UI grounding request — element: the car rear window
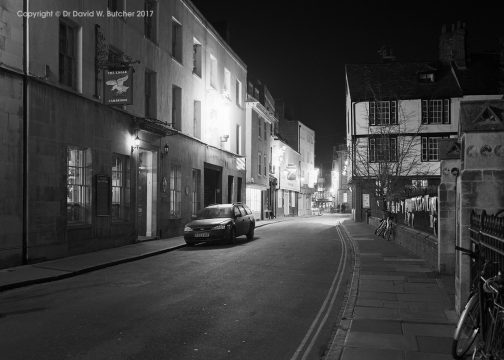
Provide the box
[198,207,233,219]
[243,205,252,215]
[237,205,247,216]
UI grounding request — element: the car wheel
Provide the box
[228,227,236,244]
[246,225,255,240]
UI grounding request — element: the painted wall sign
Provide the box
[104,68,133,105]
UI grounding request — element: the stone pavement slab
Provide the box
[345,331,418,351]
[341,347,404,360]
[325,220,457,360]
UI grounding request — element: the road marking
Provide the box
[290,222,349,360]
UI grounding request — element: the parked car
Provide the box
[184,203,255,246]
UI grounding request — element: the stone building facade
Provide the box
[0,0,248,267]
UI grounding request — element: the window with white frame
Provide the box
[192,38,202,77]
[170,165,182,217]
[210,54,217,89]
[258,152,262,175]
[369,101,397,125]
[422,99,450,124]
[172,19,182,63]
[368,136,397,162]
[264,155,267,175]
[236,79,242,106]
[224,68,231,98]
[258,117,262,139]
[67,147,91,224]
[112,153,130,221]
[421,136,448,161]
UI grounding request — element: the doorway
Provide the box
[137,149,158,240]
[204,164,222,206]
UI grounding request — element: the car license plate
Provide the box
[194,232,209,238]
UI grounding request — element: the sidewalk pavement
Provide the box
[326,220,457,360]
[0,217,286,292]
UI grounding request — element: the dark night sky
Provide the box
[190,0,504,168]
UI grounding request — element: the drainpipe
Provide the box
[22,0,29,264]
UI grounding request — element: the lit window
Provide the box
[67,147,91,224]
[170,165,182,217]
[422,99,450,124]
[112,154,131,221]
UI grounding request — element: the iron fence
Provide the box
[469,210,504,281]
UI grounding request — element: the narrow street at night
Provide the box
[0,215,354,360]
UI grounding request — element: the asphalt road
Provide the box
[0,214,353,360]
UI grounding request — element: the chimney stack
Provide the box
[439,21,467,68]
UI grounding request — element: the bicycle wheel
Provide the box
[452,293,480,359]
[375,222,385,236]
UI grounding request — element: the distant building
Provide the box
[245,78,278,219]
[331,145,351,213]
[345,21,502,222]
[277,101,317,216]
[0,0,248,267]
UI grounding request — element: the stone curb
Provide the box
[324,223,361,360]
[0,243,186,292]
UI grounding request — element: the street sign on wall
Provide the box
[362,194,370,208]
[104,68,133,105]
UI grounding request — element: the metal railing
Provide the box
[469,209,504,281]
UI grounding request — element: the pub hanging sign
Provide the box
[104,68,133,105]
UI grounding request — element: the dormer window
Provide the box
[418,72,435,82]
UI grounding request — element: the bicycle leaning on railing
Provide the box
[452,245,504,359]
[374,214,394,241]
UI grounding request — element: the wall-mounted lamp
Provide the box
[451,167,460,177]
[220,135,229,142]
[161,143,169,158]
[131,135,140,153]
